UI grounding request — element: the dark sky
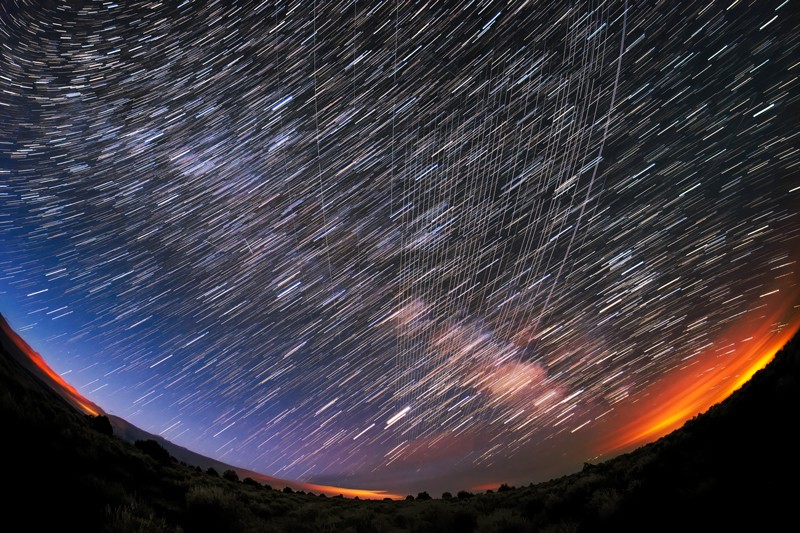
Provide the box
[1,0,798,495]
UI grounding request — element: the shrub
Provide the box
[451,508,479,533]
[478,509,526,533]
[134,440,172,465]
[342,508,379,533]
[87,415,114,436]
[588,487,622,520]
[222,469,240,482]
[104,500,175,533]
[184,485,248,533]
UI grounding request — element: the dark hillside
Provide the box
[2,315,797,532]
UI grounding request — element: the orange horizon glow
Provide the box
[300,482,404,500]
[3,283,798,500]
[471,482,502,492]
[599,308,800,455]
[0,316,102,417]
[0,315,406,499]
[246,472,404,499]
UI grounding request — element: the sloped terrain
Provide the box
[2,317,797,532]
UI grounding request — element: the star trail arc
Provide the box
[0,0,798,494]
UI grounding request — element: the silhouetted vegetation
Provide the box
[87,414,114,436]
[2,323,799,531]
[135,439,173,465]
[242,477,261,487]
[222,469,240,483]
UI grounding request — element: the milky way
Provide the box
[1,1,798,493]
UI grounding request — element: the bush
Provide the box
[134,440,172,465]
[417,491,432,501]
[441,492,453,500]
[342,508,379,533]
[588,487,621,520]
[87,415,114,436]
[184,485,249,533]
[451,508,479,533]
[222,469,240,482]
[478,509,527,533]
[104,500,175,533]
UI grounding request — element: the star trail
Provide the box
[1,1,798,494]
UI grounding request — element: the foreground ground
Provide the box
[2,326,797,532]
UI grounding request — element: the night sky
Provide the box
[1,1,798,495]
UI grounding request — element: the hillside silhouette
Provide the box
[1,314,797,532]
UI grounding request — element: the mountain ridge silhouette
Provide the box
[1,311,796,531]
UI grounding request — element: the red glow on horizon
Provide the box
[0,316,405,499]
[245,472,403,499]
[0,317,102,417]
[301,482,404,500]
[471,482,502,492]
[598,304,799,455]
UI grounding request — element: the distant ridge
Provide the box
[106,413,291,487]
[1,310,797,530]
[0,313,400,499]
[0,314,324,488]
[0,313,280,486]
[0,313,104,416]
[568,325,800,530]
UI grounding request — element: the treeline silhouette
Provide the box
[2,328,798,532]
